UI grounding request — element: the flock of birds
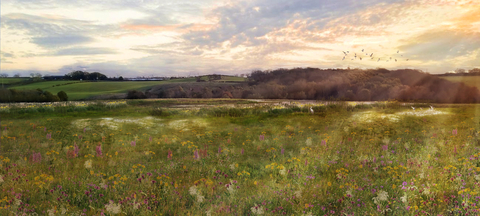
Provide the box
[342,49,409,62]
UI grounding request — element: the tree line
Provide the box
[0,89,68,103]
[144,68,480,103]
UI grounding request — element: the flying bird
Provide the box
[430,105,434,110]
[377,58,380,62]
[360,57,362,60]
[342,56,345,60]
[406,59,409,61]
[411,106,415,111]
[343,51,347,55]
[370,53,373,57]
[395,59,397,62]
[397,50,399,53]
[362,49,364,52]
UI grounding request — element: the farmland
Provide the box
[8,79,196,101]
[1,99,480,215]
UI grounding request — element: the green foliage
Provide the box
[57,91,68,101]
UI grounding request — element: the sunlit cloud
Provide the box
[1,0,479,76]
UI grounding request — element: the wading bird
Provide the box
[310,107,314,114]
[430,105,434,110]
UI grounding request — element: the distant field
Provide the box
[199,75,246,82]
[8,77,247,100]
[441,76,480,88]
[1,77,29,84]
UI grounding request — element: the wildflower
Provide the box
[294,190,302,198]
[74,143,79,157]
[130,141,136,147]
[372,190,389,204]
[306,137,312,146]
[167,150,173,160]
[84,160,92,169]
[241,149,244,154]
[194,150,199,160]
[104,200,121,214]
[321,140,326,146]
[259,134,265,141]
[452,129,458,135]
[96,145,102,157]
[251,204,265,215]
[189,186,198,196]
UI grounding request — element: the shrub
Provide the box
[127,90,147,99]
[57,91,68,101]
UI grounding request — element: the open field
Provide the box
[1,99,480,215]
[1,77,30,84]
[8,80,196,100]
[441,76,480,89]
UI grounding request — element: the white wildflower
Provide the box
[346,189,353,197]
[229,163,236,170]
[279,168,286,176]
[14,199,22,206]
[419,172,425,179]
[250,204,264,215]
[47,208,56,216]
[305,138,312,146]
[205,209,212,216]
[105,200,122,214]
[84,159,92,169]
[422,188,430,196]
[189,186,198,196]
[196,194,204,203]
[227,184,236,195]
[302,212,313,216]
[382,138,390,145]
[0,175,4,184]
[400,193,408,204]
[373,190,389,204]
[60,207,67,215]
[294,190,302,198]
[133,202,141,210]
[475,174,480,181]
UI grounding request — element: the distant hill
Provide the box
[148,68,480,103]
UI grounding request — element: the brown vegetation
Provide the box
[141,68,480,103]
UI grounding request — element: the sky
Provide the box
[1,0,479,77]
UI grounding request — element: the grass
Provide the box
[8,79,199,100]
[1,77,30,84]
[1,100,480,215]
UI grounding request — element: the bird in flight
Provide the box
[395,59,397,62]
[360,57,362,60]
[406,59,409,61]
[343,51,347,55]
[397,50,399,53]
[362,49,364,52]
[370,53,373,57]
[377,58,380,62]
[342,56,345,60]
[430,105,434,110]
[411,106,415,111]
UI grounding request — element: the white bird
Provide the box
[411,106,415,111]
[310,107,314,114]
[430,105,434,110]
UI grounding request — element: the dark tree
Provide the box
[57,91,68,101]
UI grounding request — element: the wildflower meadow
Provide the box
[1,99,480,215]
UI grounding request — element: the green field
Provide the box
[1,77,29,84]
[441,76,480,89]
[1,100,480,215]
[9,80,194,100]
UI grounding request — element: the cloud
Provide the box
[31,35,94,48]
[51,47,117,56]
[1,13,111,48]
[398,30,480,61]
